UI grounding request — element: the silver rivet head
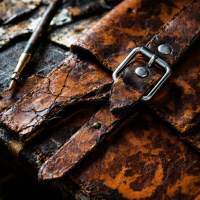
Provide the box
[158,44,172,55]
[92,122,101,129]
[135,67,149,78]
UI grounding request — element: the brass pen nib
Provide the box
[9,79,17,91]
[8,52,31,91]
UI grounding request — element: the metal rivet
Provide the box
[92,122,101,129]
[158,44,172,55]
[135,67,149,78]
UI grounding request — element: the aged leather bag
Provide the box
[1,0,200,199]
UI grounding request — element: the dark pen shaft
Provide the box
[9,0,62,90]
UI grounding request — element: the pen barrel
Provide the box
[68,1,102,20]
[24,0,62,55]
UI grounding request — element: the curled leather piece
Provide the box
[1,54,112,142]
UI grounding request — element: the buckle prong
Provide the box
[147,54,157,68]
[112,47,171,101]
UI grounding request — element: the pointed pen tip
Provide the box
[9,80,16,91]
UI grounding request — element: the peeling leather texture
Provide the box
[4,92,198,199]
[1,1,200,198]
[0,74,43,115]
[69,110,200,200]
[1,54,112,142]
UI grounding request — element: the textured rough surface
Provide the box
[1,54,112,142]
[31,101,103,160]
[71,0,199,112]
[0,74,43,115]
[185,123,200,152]
[2,0,194,140]
[0,37,88,199]
[1,0,200,199]
[49,13,106,48]
[70,111,200,200]
[39,103,133,181]
[71,0,190,72]
[110,0,200,111]
[0,2,105,50]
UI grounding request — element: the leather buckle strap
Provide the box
[112,47,171,101]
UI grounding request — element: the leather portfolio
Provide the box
[1,0,200,199]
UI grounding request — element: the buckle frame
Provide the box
[112,47,171,101]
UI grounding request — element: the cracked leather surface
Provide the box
[1,0,200,197]
[1,54,112,142]
[0,74,43,115]
[38,0,200,183]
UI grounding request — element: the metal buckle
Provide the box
[112,47,171,101]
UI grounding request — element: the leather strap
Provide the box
[1,54,112,142]
[1,0,188,141]
[39,0,200,181]
[110,0,200,111]
[39,103,136,181]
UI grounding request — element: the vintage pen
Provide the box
[9,0,62,90]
